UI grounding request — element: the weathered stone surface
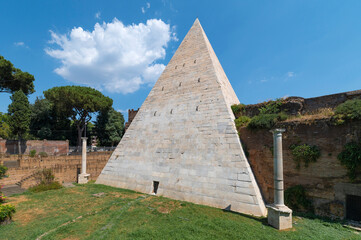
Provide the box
[239,119,361,219]
[267,205,293,230]
[78,173,90,184]
[96,19,267,216]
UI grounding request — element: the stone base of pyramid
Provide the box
[96,176,267,216]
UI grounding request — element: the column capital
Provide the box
[81,137,88,140]
[270,128,286,134]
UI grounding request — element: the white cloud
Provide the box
[14,41,29,48]
[287,71,295,77]
[45,18,175,94]
[142,2,150,13]
[14,42,24,46]
[95,12,101,19]
[260,78,268,83]
[117,109,129,114]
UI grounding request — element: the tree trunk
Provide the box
[18,138,21,155]
[77,125,82,150]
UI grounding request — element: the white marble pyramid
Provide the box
[97,19,266,216]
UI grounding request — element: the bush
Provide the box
[29,150,36,157]
[247,113,287,129]
[28,181,63,193]
[334,99,361,124]
[38,152,48,157]
[29,169,62,193]
[285,185,312,212]
[337,141,361,181]
[235,116,251,128]
[231,104,245,117]
[0,204,16,222]
[34,169,55,185]
[0,165,8,204]
[259,98,284,115]
[0,189,6,204]
[0,165,7,179]
[290,144,321,169]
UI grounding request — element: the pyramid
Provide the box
[96,19,267,216]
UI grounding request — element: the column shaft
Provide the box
[81,137,87,174]
[272,129,285,206]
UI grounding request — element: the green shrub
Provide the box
[231,104,245,117]
[247,113,287,129]
[0,204,16,222]
[285,185,312,212]
[290,144,321,169]
[259,98,284,115]
[29,169,62,193]
[334,99,361,124]
[248,114,278,129]
[38,151,48,157]
[0,165,8,204]
[0,165,7,179]
[0,189,5,204]
[337,141,361,181]
[29,150,36,157]
[28,181,63,193]
[34,169,55,185]
[235,116,251,128]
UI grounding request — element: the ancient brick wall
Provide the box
[241,89,361,117]
[303,89,361,114]
[0,152,111,188]
[0,139,69,155]
[238,119,361,219]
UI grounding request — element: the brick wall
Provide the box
[239,119,361,219]
[0,139,69,155]
[241,89,361,117]
[0,152,111,188]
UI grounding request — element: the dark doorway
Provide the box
[346,195,361,221]
[153,181,159,194]
[77,167,81,183]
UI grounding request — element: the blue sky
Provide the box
[1,1,361,120]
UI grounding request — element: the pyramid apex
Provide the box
[193,18,201,26]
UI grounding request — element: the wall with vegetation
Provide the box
[238,119,361,219]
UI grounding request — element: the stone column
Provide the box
[78,137,90,184]
[273,129,285,206]
[81,137,87,174]
[267,129,292,230]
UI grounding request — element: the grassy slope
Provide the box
[0,184,359,240]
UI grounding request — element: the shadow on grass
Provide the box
[293,211,348,225]
[222,206,269,226]
[222,207,348,229]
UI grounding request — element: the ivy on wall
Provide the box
[338,141,361,181]
[285,185,313,212]
[290,144,321,169]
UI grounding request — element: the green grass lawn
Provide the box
[0,183,359,240]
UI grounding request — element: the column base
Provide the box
[267,204,293,230]
[78,173,90,184]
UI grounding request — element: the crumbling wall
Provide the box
[238,119,361,218]
[0,152,111,188]
[241,89,361,117]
